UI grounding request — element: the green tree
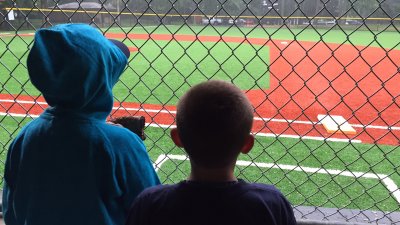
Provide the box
[198,0,220,16]
[222,0,243,16]
[172,0,196,15]
[128,0,149,13]
[381,0,400,18]
[353,0,379,18]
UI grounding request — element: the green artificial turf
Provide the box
[0,36,270,105]
[107,25,400,49]
[115,40,269,104]
[0,36,39,96]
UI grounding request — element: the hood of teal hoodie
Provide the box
[27,24,127,120]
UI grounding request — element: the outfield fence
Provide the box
[1,0,399,224]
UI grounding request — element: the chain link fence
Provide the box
[1,0,399,224]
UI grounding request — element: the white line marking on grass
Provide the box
[255,132,361,143]
[153,154,172,172]
[352,124,400,130]
[0,99,175,114]
[145,123,360,143]
[254,116,400,131]
[115,106,176,114]
[145,123,176,129]
[0,109,363,143]
[159,154,400,205]
[380,176,400,205]
[0,33,35,37]
[0,111,360,143]
[254,117,319,125]
[2,98,399,131]
[0,99,48,105]
[0,112,39,118]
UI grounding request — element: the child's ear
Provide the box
[170,128,184,148]
[240,134,254,154]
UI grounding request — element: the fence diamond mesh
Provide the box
[0,0,399,224]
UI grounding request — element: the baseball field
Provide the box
[0,25,399,212]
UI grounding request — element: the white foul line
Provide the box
[153,154,173,172]
[0,112,362,143]
[145,123,360,143]
[0,112,39,118]
[1,98,399,131]
[155,154,400,205]
[255,132,361,143]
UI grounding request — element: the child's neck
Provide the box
[188,165,237,182]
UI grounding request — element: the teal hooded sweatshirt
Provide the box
[2,24,160,225]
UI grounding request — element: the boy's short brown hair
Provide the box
[176,80,254,168]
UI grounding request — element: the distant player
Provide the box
[3,24,160,225]
[125,80,297,225]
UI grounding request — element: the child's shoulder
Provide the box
[139,183,179,196]
[238,180,289,202]
[245,182,281,192]
[239,180,281,193]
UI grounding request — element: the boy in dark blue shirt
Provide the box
[3,24,160,225]
[126,80,297,225]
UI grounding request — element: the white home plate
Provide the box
[317,114,356,135]
[281,41,288,45]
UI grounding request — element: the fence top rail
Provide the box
[3,7,400,21]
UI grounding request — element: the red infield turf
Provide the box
[1,32,399,145]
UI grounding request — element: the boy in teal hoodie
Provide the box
[3,24,160,225]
